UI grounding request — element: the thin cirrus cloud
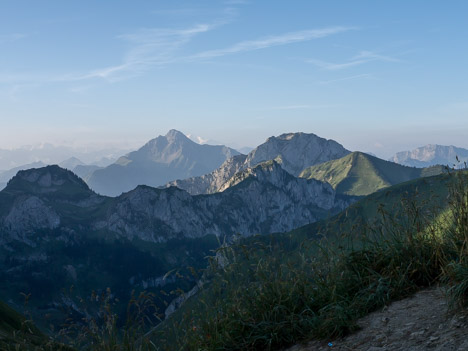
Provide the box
[66,25,354,82]
[191,26,355,59]
[67,23,218,82]
[3,25,354,86]
[308,50,400,70]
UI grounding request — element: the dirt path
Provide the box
[287,287,468,351]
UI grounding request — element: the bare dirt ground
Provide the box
[287,287,468,351]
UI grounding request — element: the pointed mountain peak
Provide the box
[165,129,190,142]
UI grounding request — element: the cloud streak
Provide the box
[192,26,354,59]
[1,24,354,86]
[63,25,354,82]
[67,23,218,81]
[309,50,400,70]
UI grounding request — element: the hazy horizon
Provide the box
[1,1,468,159]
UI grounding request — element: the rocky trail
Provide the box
[288,287,468,351]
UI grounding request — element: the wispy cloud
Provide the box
[1,23,354,87]
[192,26,354,59]
[63,25,353,82]
[308,50,400,70]
[66,23,219,81]
[0,33,27,43]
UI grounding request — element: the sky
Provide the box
[0,0,467,158]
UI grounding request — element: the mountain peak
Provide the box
[4,165,93,197]
[246,132,350,176]
[165,129,189,142]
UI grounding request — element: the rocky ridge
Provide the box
[0,163,353,245]
[166,132,350,195]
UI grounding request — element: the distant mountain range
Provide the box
[300,152,445,196]
[0,144,126,170]
[166,132,350,195]
[389,144,468,168]
[86,130,240,196]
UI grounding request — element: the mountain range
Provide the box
[166,132,351,195]
[0,159,353,324]
[0,143,126,170]
[1,129,467,345]
[389,144,468,168]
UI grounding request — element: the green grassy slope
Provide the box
[300,151,445,196]
[153,171,463,350]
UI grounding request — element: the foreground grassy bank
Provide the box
[157,171,468,350]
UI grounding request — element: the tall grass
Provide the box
[172,172,468,351]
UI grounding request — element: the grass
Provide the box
[157,170,468,351]
[300,151,445,196]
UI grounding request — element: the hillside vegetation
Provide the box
[154,170,468,350]
[300,151,444,196]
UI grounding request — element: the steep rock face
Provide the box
[86,130,240,196]
[165,132,350,195]
[244,132,350,176]
[390,144,468,168]
[96,161,350,242]
[3,196,60,242]
[165,154,247,195]
[0,164,354,245]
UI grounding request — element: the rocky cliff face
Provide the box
[0,163,353,245]
[244,132,351,176]
[165,154,247,195]
[390,144,468,168]
[165,132,350,195]
[95,161,351,243]
[86,130,240,196]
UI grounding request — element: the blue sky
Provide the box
[0,0,467,157]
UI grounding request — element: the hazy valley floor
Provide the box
[288,287,468,351]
